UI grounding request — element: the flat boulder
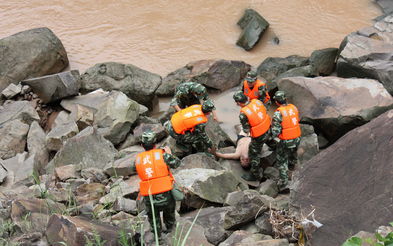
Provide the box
[0,27,68,92]
[278,76,393,142]
[175,153,223,172]
[22,70,80,103]
[337,14,393,95]
[236,9,269,51]
[80,62,161,109]
[0,119,30,159]
[156,59,250,96]
[47,127,118,172]
[290,109,393,246]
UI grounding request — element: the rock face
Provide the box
[337,14,393,95]
[309,48,338,76]
[290,109,393,246]
[80,62,161,109]
[0,119,30,159]
[47,127,118,171]
[278,76,393,142]
[0,27,68,92]
[61,90,139,145]
[236,9,269,51]
[22,70,81,103]
[0,101,40,126]
[156,59,250,96]
[375,0,393,14]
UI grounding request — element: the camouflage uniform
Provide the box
[142,152,181,236]
[239,111,270,180]
[166,120,213,157]
[170,82,215,110]
[241,81,269,104]
[271,110,301,186]
[133,131,181,237]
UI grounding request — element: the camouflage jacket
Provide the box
[168,121,213,148]
[271,109,300,148]
[170,82,214,109]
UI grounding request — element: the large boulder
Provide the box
[290,109,393,246]
[174,168,242,208]
[297,124,319,165]
[0,27,68,92]
[47,127,118,172]
[309,48,338,76]
[61,89,139,145]
[206,117,235,148]
[22,70,80,103]
[80,62,161,109]
[156,59,250,96]
[46,214,128,246]
[236,9,269,51]
[175,153,223,172]
[278,76,393,142]
[337,14,393,95]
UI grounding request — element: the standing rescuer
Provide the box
[134,131,181,239]
[271,91,301,189]
[233,91,271,181]
[242,70,270,105]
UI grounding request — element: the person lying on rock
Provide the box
[170,81,219,121]
[164,100,216,158]
[242,70,270,106]
[133,131,181,240]
[214,124,251,168]
[233,91,271,182]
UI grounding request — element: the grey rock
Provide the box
[54,164,80,181]
[219,230,271,246]
[0,27,68,92]
[99,179,135,204]
[175,153,223,172]
[236,9,269,51]
[257,179,278,198]
[46,113,79,151]
[298,124,319,165]
[264,167,279,180]
[0,101,40,126]
[206,117,235,148]
[80,62,161,109]
[278,76,393,142]
[291,109,393,246]
[255,213,273,235]
[0,163,7,184]
[310,48,338,76]
[80,168,107,183]
[132,122,167,143]
[104,153,137,177]
[0,119,29,159]
[1,152,35,186]
[27,121,49,172]
[1,83,22,99]
[113,197,137,215]
[22,70,80,103]
[375,0,393,14]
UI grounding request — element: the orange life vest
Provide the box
[135,149,174,196]
[243,79,270,103]
[171,104,208,134]
[276,104,301,140]
[240,99,271,138]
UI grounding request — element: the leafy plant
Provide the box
[84,229,106,246]
[342,222,393,246]
[31,170,48,199]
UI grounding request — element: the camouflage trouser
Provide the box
[176,137,211,157]
[275,137,301,185]
[144,191,176,237]
[249,130,271,180]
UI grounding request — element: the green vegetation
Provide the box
[342,223,393,246]
[84,229,106,246]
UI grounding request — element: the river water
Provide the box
[0,0,381,140]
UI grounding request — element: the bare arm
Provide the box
[215,148,242,160]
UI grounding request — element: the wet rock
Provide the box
[22,70,80,103]
[223,190,268,230]
[298,124,319,165]
[337,15,393,95]
[175,168,242,208]
[278,76,393,142]
[0,101,40,126]
[27,121,49,172]
[236,9,269,51]
[310,48,338,76]
[47,127,118,172]
[61,89,139,145]
[0,27,68,92]
[291,109,393,246]
[156,59,250,95]
[0,119,29,159]
[80,62,161,109]
[1,83,22,99]
[257,55,309,91]
[46,214,128,246]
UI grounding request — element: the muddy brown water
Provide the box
[0,0,381,140]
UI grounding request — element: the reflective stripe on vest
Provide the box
[135,149,174,196]
[243,79,270,103]
[170,104,208,134]
[277,104,301,140]
[240,99,271,138]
